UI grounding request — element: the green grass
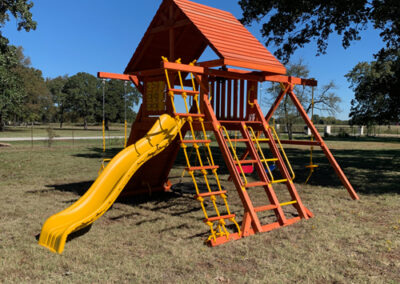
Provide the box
[0,138,399,283]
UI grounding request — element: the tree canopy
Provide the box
[63,72,99,130]
[46,76,69,128]
[239,0,399,63]
[0,0,36,130]
[346,50,400,125]
[0,45,24,130]
[14,47,51,123]
[97,80,141,130]
[239,0,400,125]
[0,0,36,50]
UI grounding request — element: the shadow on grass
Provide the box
[174,145,400,195]
[73,147,122,159]
[40,181,196,245]
[321,135,400,144]
[35,137,399,248]
[68,141,399,196]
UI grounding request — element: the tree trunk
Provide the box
[84,117,88,130]
[59,109,64,129]
[0,112,3,132]
[287,122,293,140]
[105,118,109,131]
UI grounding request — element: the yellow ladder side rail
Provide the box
[175,63,222,214]
[247,126,275,182]
[163,57,219,241]
[175,60,231,239]
[190,66,241,236]
[270,126,296,181]
[220,125,248,187]
[163,57,241,240]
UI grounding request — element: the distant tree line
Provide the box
[273,115,348,126]
[0,46,141,131]
[0,1,141,132]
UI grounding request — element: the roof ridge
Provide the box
[173,0,233,16]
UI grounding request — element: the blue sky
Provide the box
[3,0,384,119]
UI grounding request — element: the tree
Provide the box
[96,80,141,130]
[346,50,400,125]
[239,0,400,125]
[14,47,51,123]
[0,45,24,130]
[264,60,341,139]
[63,73,98,130]
[0,0,36,131]
[47,76,69,128]
[239,0,399,63]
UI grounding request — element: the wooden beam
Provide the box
[287,88,359,200]
[263,74,318,86]
[97,72,131,81]
[150,19,191,34]
[206,68,264,82]
[223,58,287,74]
[97,72,144,94]
[161,61,205,74]
[133,68,165,77]
[198,59,225,68]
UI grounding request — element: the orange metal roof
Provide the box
[124,0,286,74]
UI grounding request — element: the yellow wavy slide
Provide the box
[39,114,183,254]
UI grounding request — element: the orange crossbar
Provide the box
[97,72,144,93]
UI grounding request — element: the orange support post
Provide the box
[287,88,359,200]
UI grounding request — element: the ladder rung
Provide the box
[175,113,205,118]
[227,138,248,142]
[205,214,236,223]
[305,164,319,168]
[254,204,277,212]
[180,139,211,144]
[271,179,288,184]
[186,165,219,171]
[169,89,199,95]
[234,159,257,165]
[245,181,269,188]
[260,158,278,162]
[280,200,297,207]
[195,190,227,198]
[252,138,270,142]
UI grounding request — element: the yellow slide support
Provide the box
[39,114,184,254]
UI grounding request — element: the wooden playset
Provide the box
[39,0,358,253]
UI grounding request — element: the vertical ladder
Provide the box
[163,57,241,244]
